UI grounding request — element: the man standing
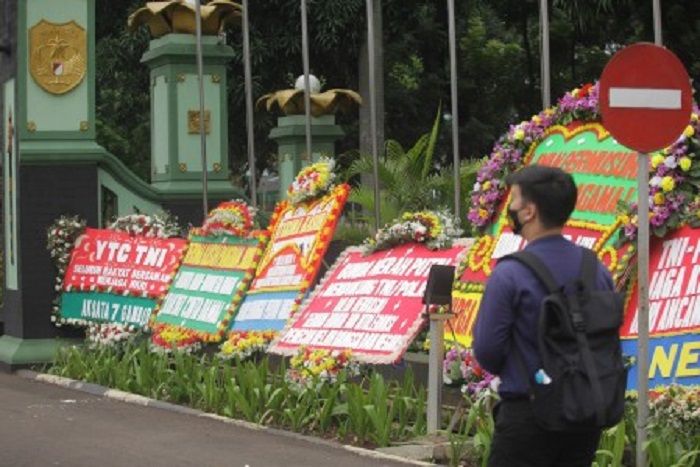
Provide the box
[473,165,613,467]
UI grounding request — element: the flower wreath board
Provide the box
[152,233,267,342]
[453,83,700,389]
[621,225,700,388]
[59,228,187,328]
[230,184,349,332]
[269,240,469,364]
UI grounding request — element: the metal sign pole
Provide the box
[300,0,312,169]
[366,0,381,231]
[599,41,689,467]
[639,5,660,462]
[194,0,208,219]
[539,0,551,109]
[427,314,448,433]
[636,153,650,467]
[447,0,460,219]
[653,0,662,45]
[242,0,258,208]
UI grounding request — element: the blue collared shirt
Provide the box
[472,234,614,398]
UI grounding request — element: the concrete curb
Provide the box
[17,370,435,466]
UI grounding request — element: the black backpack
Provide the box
[503,248,627,432]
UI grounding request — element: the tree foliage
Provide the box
[346,106,480,233]
[95,1,151,180]
[223,0,365,184]
[94,0,700,191]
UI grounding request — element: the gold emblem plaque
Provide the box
[29,20,87,95]
[187,110,211,134]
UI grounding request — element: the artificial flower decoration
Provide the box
[47,215,87,326]
[467,82,699,242]
[218,330,277,360]
[109,212,181,238]
[361,210,462,255]
[286,346,359,390]
[443,347,497,397]
[192,199,257,237]
[468,83,599,230]
[683,197,700,229]
[679,157,692,172]
[619,106,700,240]
[427,304,451,314]
[47,215,87,275]
[649,385,700,436]
[684,125,695,139]
[85,322,138,347]
[287,157,337,204]
[150,324,202,354]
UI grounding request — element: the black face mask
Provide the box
[508,207,524,235]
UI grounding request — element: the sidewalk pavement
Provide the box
[0,371,433,467]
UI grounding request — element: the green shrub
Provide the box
[50,342,427,448]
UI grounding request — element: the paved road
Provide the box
[0,372,415,467]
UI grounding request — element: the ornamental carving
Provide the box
[187,110,211,134]
[29,20,87,95]
[128,1,241,38]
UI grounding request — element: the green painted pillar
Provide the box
[0,0,95,368]
[141,34,238,197]
[270,114,344,198]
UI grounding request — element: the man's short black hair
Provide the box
[505,165,577,229]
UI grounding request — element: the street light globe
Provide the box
[294,74,322,94]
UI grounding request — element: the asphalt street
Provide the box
[0,372,415,467]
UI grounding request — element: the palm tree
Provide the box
[344,105,481,235]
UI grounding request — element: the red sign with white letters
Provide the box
[270,242,468,363]
[622,225,700,337]
[600,43,692,153]
[64,228,186,298]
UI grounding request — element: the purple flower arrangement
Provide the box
[468,83,598,230]
[467,81,700,242]
[620,105,700,240]
[443,347,497,397]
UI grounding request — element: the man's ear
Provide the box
[523,202,537,223]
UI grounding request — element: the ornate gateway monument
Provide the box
[0,0,244,368]
[129,0,241,194]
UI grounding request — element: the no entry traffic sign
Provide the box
[600,43,692,153]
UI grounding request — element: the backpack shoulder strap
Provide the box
[502,251,559,294]
[579,248,599,288]
[574,248,607,426]
[500,251,558,397]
